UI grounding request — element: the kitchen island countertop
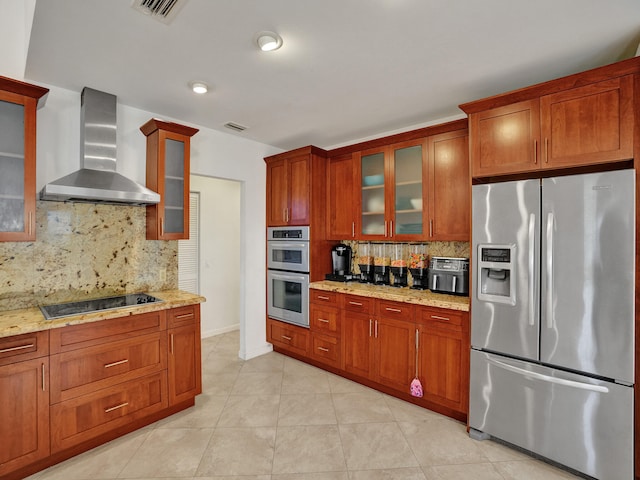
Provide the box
[0,290,205,339]
[310,280,469,312]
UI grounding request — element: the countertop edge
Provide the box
[0,290,206,339]
[310,280,469,312]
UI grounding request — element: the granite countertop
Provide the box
[310,280,469,312]
[0,290,206,339]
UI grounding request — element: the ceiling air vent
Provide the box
[131,0,187,24]
[224,122,248,133]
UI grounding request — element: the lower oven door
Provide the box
[267,270,309,328]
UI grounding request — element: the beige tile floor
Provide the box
[28,330,581,480]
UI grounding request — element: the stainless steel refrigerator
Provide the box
[469,169,635,480]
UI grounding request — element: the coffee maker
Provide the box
[325,243,353,282]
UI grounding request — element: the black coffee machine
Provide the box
[325,244,353,282]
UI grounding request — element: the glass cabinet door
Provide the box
[0,99,26,234]
[392,143,424,237]
[360,151,386,236]
[163,138,185,234]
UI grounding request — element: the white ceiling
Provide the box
[25,0,640,150]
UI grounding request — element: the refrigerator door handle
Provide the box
[528,213,535,326]
[488,357,609,393]
[546,212,554,329]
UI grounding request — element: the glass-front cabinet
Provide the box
[392,142,424,238]
[357,139,426,240]
[360,150,386,237]
[141,118,199,240]
[0,77,48,242]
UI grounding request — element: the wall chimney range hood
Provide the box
[40,87,160,205]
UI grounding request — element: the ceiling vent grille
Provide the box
[224,122,248,132]
[131,0,187,24]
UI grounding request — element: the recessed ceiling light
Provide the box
[255,31,283,52]
[189,81,208,94]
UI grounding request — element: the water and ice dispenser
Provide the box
[477,245,516,305]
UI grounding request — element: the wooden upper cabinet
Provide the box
[287,153,311,225]
[326,153,357,240]
[266,151,311,226]
[465,73,634,178]
[0,76,48,242]
[540,76,633,167]
[428,130,470,240]
[469,99,540,177]
[141,118,199,240]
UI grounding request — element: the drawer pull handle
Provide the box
[385,307,402,313]
[431,315,450,321]
[282,335,292,341]
[175,313,194,319]
[104,359,129,369]
[317,295,330,300]
[317,347,330,352]
[42,363,46,391]
[349,301,363,306]
[318,318,330,323]
[0,343,35,354]
[104,402,129,413]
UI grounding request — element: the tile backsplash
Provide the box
[0,201,177,311]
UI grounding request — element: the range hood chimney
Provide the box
[40,87,160,205]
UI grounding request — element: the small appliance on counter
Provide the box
[325,243,354,282]
[356,242,375,283]
[390,243,408,287]
[409,245,429,289]
[373,243,391,285]
[427,257,469,295]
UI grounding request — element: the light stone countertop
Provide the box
[310,280,469,312]
[0,290,206,339]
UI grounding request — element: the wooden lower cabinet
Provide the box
[309,290,341,368]
[51,372,167,452]
[416,307,469,414]
[1,304,202,479]
[342,312,373,378]
[374,317,416,393]
[168,305,202,405]
[267,318,309,356]
[0,357,50,477]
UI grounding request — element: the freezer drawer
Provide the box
[469,349,633,480]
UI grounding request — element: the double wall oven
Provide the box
[267,226,310,328]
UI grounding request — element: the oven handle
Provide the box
[268,271,310,283]
[268,242,309,249]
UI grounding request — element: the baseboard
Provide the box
[240,342,273,361]
[201,324,240,338]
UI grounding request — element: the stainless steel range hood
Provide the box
[40,87,160,205]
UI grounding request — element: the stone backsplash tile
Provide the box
[0,201,177,311]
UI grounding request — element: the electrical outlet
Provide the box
[159,269,166,282]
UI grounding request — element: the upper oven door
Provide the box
[267,241,310,273]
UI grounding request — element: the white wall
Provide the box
[0,0,36,79]
[190,175,241,338]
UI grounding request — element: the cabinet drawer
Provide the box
[310,333,340,368]
[310,304,340,335]
[167,305,199,328]
[50,310,166,354]
[0,331,49,366]
[377,300,414,320]
[50,331,167,404]
[343,295,373,314]
[267,319,308,356]
[51,372,167,453]
[310,290,339,305]
[418,307,463,330]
